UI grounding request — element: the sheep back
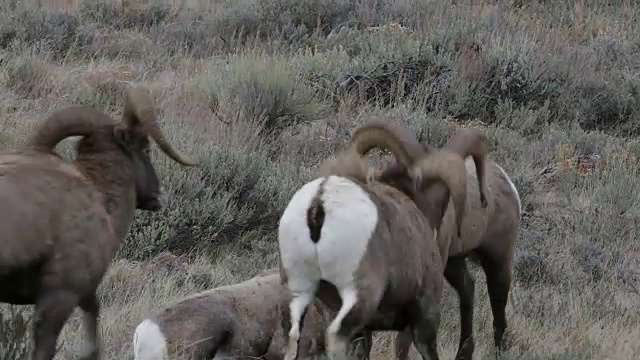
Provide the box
[0,151,115,304]
[135,272,332,360]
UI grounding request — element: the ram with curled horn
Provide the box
[350,120,521,360]
[0,84,197,360]
[277,130,470,360]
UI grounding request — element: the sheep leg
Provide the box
[410,296,441,360]
[32,290,78,360]
[78,293,101,360]
[325,286,358,360]
[351,329,372,360]
[284,291,315,360]
[393,327,413,360]
[444,256,475,360]
[480,254,512,352]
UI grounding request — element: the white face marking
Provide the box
[133,319,169,360]
[494,163,522,217]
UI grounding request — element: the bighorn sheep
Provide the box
[0,84,197,360]
[133,267,372,360]
[277,129,471,360]
[352,121,521,360]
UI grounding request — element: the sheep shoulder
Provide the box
[363,181,443,277]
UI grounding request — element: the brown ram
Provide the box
[277,129,471,360]
[0,84,197,360]
[133,267,371,360]
[351,120,521,360]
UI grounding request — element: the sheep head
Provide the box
[116,85,197,210]
[347,120,470,237]
[315,120,427,185]
[26,84,197,212]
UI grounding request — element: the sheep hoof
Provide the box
[454,338,474,360]
[78,351,99,360]
[326,334,350,360]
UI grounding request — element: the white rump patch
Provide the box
[278,175,379,289]
[278,175,378,357]
[316,176,378,286]
[279,177,327,293]
[495,164,522,217]
[133,319,169,360]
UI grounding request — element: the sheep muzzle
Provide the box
[137,188,168,211]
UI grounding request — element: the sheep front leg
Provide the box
[78,293,101,360]
[33,289,79,360]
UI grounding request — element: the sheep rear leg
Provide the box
[78,293,101,360]
[284,290,316,360]
[32,289,79,360]
[393,327,413,360]
[351,329,372,360]
[410,295,441,360]
[325,286,358,360]
[480,252,513,352]
[444,256,475,360]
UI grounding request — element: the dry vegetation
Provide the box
[1,0,640,359]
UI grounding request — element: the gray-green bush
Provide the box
[0,0,639,359]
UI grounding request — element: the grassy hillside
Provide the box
[0,0,639,359]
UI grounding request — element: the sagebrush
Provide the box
[0,0,639,359]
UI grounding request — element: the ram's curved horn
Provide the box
[410,150,468,237]
[27,106,117,151]
[347,120,428,167]
[123,85,198,167]
[444,128,488,207]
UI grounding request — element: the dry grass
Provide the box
[1,0,640,359]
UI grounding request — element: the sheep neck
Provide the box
[74,150,137,242]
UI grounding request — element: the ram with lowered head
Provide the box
[277,125,471,360]
[353,121,521,360]
[133,267,372,360]
[0,84,197,360]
